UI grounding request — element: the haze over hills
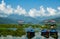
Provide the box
[51,17,60,23]
[0,14,41,24]
[0,14,60,24]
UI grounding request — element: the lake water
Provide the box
[0,28,60,39]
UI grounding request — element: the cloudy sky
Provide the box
[0,0,60,18]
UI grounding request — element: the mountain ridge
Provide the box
[0,14,60,24]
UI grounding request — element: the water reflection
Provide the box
[0,32,60,39]
[0,28,60,39]
[7,28,17,31]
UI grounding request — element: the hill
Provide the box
[0,14,40,24]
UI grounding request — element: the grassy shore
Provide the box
[0,24,59,37]
[0,24,42,37]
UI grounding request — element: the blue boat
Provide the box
[50,29,58,39]
[41,29,49,38]
[25,26,35,39]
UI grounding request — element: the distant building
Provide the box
[44,20,56,29]
[18,20,24,26]
[45,20,56,24]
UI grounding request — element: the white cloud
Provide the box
[0,0,6,11]
[29,6,57,17]
[0,0,13,17]
[57,7,60,10]
[28,8,39,17]
[47,7,57,16]
[4,5,13,14]
[28,6,58,18]
[28,6,60,17]
[14,5,27,15]
[0,0,27,17]
[28,6,46,17]
[0,0,60,18]
[39,6,46,16]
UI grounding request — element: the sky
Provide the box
[0,0,60,18]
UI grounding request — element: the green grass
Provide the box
[0,24,42,37]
